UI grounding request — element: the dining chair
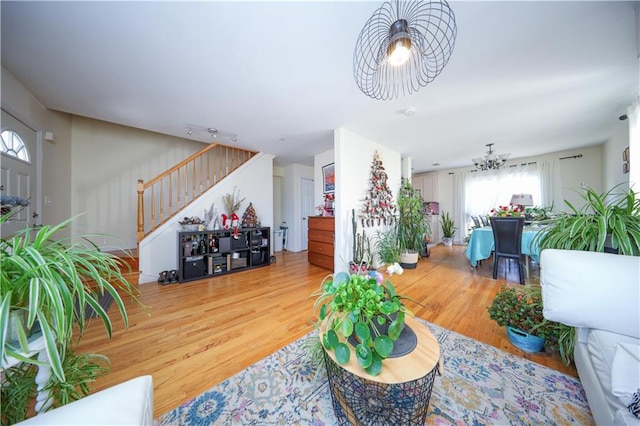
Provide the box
[471,216,481,228]
[489,216,525,284]
[479,215,489,227]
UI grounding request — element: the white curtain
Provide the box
[452,171,467,244]
[464,164,543,223]
[537,159,563,211]
[628,98,639,192]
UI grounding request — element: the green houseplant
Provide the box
[312,272,412,376]
[0,214,139,421]
[535,184,640,255]
[350,209,372,274]
[440,211,456,246]
[374,228,400,265]
[487,285,574,364]
[528,184,640,365]
[397,180,429,268]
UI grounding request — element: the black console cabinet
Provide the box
[177,227,270,283]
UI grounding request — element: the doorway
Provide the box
[1,109,40,237]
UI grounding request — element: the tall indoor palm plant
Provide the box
[397,179,429,268]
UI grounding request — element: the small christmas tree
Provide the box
[241,202,259,228]
[360,151,397,227]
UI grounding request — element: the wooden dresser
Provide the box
[308,216,334,270]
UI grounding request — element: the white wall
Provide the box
[273,165,284,231]
[334,128,401,273]
[603,119,631,192]
[138,153,274,283]
[70,116,207,249]
[281,163,314,253]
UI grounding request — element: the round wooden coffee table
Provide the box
[321,316,440,425]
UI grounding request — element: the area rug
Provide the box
[155,320,593,425]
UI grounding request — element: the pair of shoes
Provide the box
[158,270,170,285]
[169,270,178,283]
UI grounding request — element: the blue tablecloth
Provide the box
[464,227,544,267]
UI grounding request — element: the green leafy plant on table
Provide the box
[524,205,553,222]
[490,204,525,217]
[312,272,413,376]
[487,284,574,365]
[0,214,140,422]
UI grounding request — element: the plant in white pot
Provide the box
[397,180,429,269]
[440,211,456,246]
[0,215,140,423]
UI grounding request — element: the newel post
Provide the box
[137,179,145,243]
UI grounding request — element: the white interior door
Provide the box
[300,178,314,251]
[1,109,39,237]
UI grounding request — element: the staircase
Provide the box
[136,143,257,244]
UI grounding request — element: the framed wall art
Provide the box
[322,163,335,194]
[623,146,630,174]
[424,201,440,215]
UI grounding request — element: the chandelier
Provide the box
[472,143,510,171]
[353,0,457,100]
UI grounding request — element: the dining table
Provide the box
[464,225,546,268]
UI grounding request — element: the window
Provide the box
[465,165,541,218]
[1,129,30,163]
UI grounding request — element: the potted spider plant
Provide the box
[0,214,139,422]
[535,184,640,255]
[374,228,400,266]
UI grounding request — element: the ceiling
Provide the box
[1,1,638,173]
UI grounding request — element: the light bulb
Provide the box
[388,38,411,66]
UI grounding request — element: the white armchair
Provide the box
[16,375,154,425]
[540,249,640,426]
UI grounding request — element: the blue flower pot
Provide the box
[506,326,545,353]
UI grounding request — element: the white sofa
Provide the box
[540,249,640,425]
[16,375,154,425]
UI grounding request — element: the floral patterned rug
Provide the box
[155,320,593,425]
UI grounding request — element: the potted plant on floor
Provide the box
[0,215,139,423]
[311,272,413,376]
[350,209,372,274]
[374,228,400,266]
[487,284,573,364]
[440,211,456,246]
[397,180,429,269]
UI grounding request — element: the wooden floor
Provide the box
[75,244,577,418]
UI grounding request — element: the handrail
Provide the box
[137,143,257,243]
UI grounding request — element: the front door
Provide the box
[1,109,39,237]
